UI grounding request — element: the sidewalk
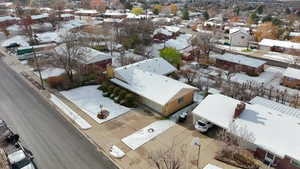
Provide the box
[0,48,241,169]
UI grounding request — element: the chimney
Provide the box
[234,102,246,119]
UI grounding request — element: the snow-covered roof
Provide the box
[283,67,300,80]
[75,9,98,14]
[153,28,173,36]
[104,10,126,16]
[0,2,13,7]
[152,17,173,23]
[229,27,250,34]
[259,39,300,50]
[126,13,146,19]
[114,58,176,82]
[36,32,61,43]
[289,32,300,37]
[203,164,222,169]
[0,16,18,22]
[82,47,112,64]
[31,13,49,20]
[250,96,300,119]
[1,35,29,47]
[55,44,112,64]
[165,34,192,51]
[164,26,180,33]
[111,69,196,105]
[192,94,300,161]
[61,14,74,18]
[216,53,266,68]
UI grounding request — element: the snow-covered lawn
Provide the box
[50,94,91,130]
[34,68,65,79]
[60,85,131,124]
[121,120,175,150]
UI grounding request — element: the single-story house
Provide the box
[289,32,300,38]
[55,45,112,69]
[282,67,300,89]
[103,10,127,19]
[229,27,251,47]
[110,58,197,116]
[192,94,300,169]
[153,26,180,42]
[75,9,98,17]
[60,14,75,21]
[215,53,266,75]
[259,39,300,54]
[31,13,49,23]
[0,16,18,28]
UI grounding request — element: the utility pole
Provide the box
[32,34,45,90]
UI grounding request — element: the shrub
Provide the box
[93,45,109,52]
[47,76,65,89]
[246,71,259,77]
[123,93,138,107]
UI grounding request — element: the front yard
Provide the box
[60,85,131,124]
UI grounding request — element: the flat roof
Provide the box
[250,96,300,119]
[114,58,176,82]
[192,94,300,161]
[283,67,300,80]
[259,39,300,50]
[216,53,266,68]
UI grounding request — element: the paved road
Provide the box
[0,59,117,169]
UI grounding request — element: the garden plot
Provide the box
[121,120,175,150]
[60,85,131,124]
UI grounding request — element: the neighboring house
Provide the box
[153,26,181,42]
[282,67,300,89]
[215,53,266,75]
[60,14,75,21]
[55,45,112,70]
[229,27,251,47]
[103,10,127,19]
[192,94,300,169]
[75,9,98,17]
[289,32,300,39]
[31,13,49,23]
[259,39,300,54]
[110,58,197,116]
[0,16,18,28]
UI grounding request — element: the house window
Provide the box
[178,97,184,104]
[290,159,300,168]
[265,152,275,164]
[241,36,245,39]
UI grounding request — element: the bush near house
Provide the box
[246,71,259,77]
[47,76,66,89]
[98,81,138,107]
[92,45,109,52]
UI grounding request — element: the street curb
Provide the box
[0,49,123,169]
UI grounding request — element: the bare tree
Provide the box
[53,32,87,82]
[179,69,197,85]
[191,32,213,61]
[149,144,191,169]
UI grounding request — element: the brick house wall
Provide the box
[282,76,300,89]
[255,148,300,169]
[215,59,264,75]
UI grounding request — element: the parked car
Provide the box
[194,119,213,133]
[7,146,36,169]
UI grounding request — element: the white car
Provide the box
[194,119,213,133]
[8,149,35,169]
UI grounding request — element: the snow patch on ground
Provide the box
[60,85,131,124]
[50,94,92,130]
[121,120,175,150]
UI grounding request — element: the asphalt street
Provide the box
[0,58,116,169]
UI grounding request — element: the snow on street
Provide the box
[60,85,131,124]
